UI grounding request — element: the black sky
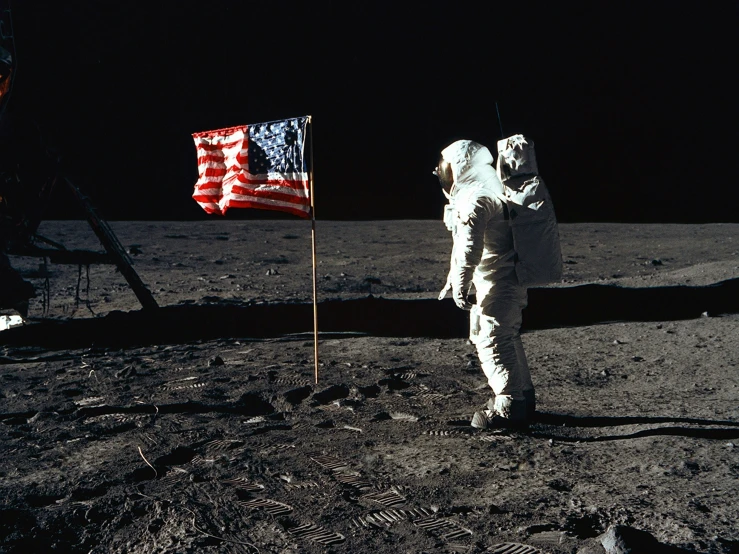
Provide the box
[6,0,738,222]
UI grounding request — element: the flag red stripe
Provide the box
[192,124,248,139]
[233,176,308,192]
[197,154,227,164]
[223,199,310,218]
[202,167,228,177]
[193,200,224,215]
[192,194,223,203]
[196,151,247,164]
[192,194,222,202]
[195,176,310,193]
[196,161,249,173]
[196,140,244,152]
[227,192,309,210]
[194,187,310,210]
[227,188,308,205]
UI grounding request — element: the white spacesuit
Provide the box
[436,139,536,428]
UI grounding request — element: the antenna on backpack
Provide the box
[495,101,504,139]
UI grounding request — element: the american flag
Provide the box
[192,116,311,217]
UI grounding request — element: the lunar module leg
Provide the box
[65,177,159,312]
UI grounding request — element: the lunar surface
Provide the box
[1,220,738,554]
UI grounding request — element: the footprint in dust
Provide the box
[378,376,411,391]
[311,384,350,405]
[283,385,313,405]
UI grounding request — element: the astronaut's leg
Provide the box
[484,337,535,420]
[514,286,535,419]
[472,278,530,425]
[475,315,526,421]
[514,335,536,419]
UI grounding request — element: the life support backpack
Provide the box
[496,134,563,286]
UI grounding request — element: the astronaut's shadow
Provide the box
[530,411,739,442]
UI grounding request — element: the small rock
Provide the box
[599,524,660,554]
[701,311,709,318]
[209,356,225,367]
[651,259,663,266]
[266,268,280,276]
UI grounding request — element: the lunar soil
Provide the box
[1,220,738,554]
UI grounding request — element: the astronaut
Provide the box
[435,139,535,428]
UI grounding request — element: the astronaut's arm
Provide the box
[449,197,489,309]
[438,268,453,300]
[438,244,456,300]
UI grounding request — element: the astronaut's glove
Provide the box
[438,280,452,301]
[452,288,473,311]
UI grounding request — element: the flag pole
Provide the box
[308,116,319,384]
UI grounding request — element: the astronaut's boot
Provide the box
[472,395,528,429]
[485,389,535,422]
[485,395,495,412]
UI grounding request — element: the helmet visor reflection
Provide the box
[433,160,453,191]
